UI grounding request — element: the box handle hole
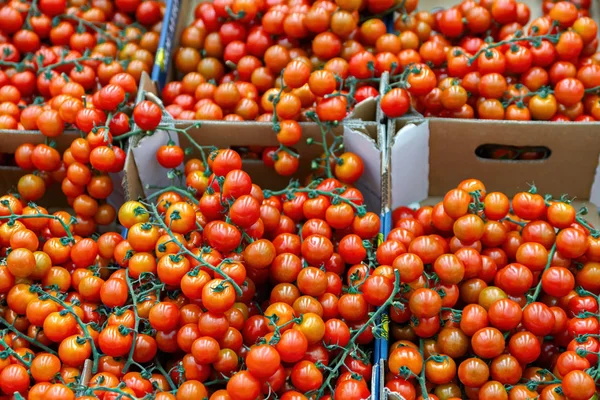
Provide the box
[475,144,552,161]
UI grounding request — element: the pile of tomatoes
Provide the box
[0,129,396,400]
[383,179,600,399]
[0,0,164,133]
[160,0,413,125]
[379,0,600,121]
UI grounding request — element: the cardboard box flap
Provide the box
[344,126,382,212]
[389,117,600,207]
[390,120,430,209]
[427,118,600,200]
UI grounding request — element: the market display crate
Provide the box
[376,113,600,399]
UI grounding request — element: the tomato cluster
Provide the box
[384,179,600,399]
[0,0,164,133]
[160,0,414,125]
[379,0,600,121]
[0,129,395,400]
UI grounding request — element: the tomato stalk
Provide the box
[0,202,75,241]
[584,85,600,94]
[147,202,244,296]
[153,356,177,390]
[525,242,557,306]
[29,286,100,373]
[312,270,401,399]
[225,6,246,20]
[502,216,526,227]
[270,74,287,135]
[145,185,200,205]
[263,181,368,217]
[417,339,431,400]
[467,30,561,66]
[22,0,39,31]
[502,86,553,108]
[141,91,214,175]
[0,316,58,355]
[60,14,125,49]
[0,334,32,367]
[120,270,143,374]
[37,54,115,76]
[576,215,600,238]
[387,65,420,90]
[75,385,139,400]
[304,111,346,179]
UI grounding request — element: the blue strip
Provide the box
[384,13,395,33]
[152,0,180,89]
[372,209,392,399]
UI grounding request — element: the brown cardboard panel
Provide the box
[428,118,600,199]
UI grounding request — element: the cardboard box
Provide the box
[378,0,600,397]
[378,120,600,400]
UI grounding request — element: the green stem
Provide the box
[23,0,38,31]
[61,14,125,48]
[501,217,526,227]
[576,216,600,238]
[145,186,199,204]
[121,271,140,374]
[154,357,177,390]
[82,387,138,400]
[468,32,560,65]
[307,113,333,179]
[142,90,212,173]
[31,288,99,373]
[177,129,212,173]
[37,55,113,76]
[525,243,557,306]
[314,270,401,399]
[0,334,31,367]
[113,129,146,141]
[263,186,367,217]
[148,203,243,296]
[417,339,430,399]
[0,210,74,241]
[0,316,58,355]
